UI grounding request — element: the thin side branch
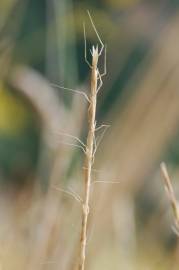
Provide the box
[92,180,120,185]
[87,10,104,55]
[56,130,86,148]
[51,83,90,102]
[95,124,110,131]
[93,124,110,158]
[160,162,179,235]
[57,140,86,153]
[52,186,83,204]
[101,45,107,77]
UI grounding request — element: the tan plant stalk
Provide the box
[78,12,106,270]
[160,162,179,235]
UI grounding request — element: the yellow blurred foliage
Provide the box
[0,0,16,10]
[0,84,29,135]
[105,0,141,9]
[0,0,17,24]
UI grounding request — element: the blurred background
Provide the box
[0,0,179,269]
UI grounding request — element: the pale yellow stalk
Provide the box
[78,12,106,270]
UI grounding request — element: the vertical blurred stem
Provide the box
[51,0,78,88]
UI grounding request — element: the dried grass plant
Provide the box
[2,3,179,270]
[77,11,107,270]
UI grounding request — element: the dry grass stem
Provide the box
[160,162,179,235]
[77,11,106,270]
